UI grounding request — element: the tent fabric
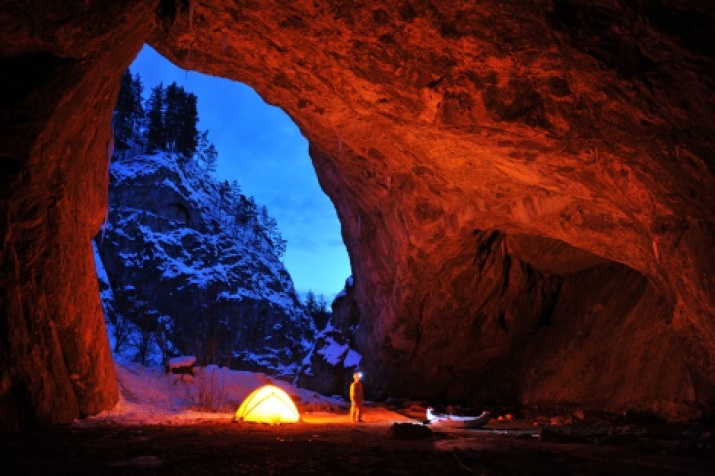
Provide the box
[234,385,300,424]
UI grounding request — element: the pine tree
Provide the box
[304,291,331,330]
[113,69,146,158]
[230,179,241,197]
[219,180,231,199]
[197,130,210,164]
[161,82,199,158]
[203,143,218,173]
[271,230,287,258]
[164,82,181,154]
[145,83,165,153]
[130,73,145,152]
[258,205,269,228]
[236,195,257,228]
[257,206,286,258]
[304,291,317,314]
[113,70,135,154]
[176,91,199,158]
[197,129,219,173]
[252,204,266,245]
[139,80,199,158]
[313,294,330,330]
[228,180,242,237]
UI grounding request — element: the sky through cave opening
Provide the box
[129,44,351,301]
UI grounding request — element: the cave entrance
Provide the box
[3,1,712,435]
[95,44,350,374]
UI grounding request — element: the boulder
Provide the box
[388,423,433,440]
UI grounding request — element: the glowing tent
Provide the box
[234,385,300,424]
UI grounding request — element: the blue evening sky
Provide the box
[129,45,350,300]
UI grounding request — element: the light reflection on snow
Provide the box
[79,362,347,426]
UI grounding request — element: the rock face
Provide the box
[1,0,713,428]
[0,1,159,430]
[95,153,314,373]
[297,277,361,396]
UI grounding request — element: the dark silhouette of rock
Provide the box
[388,423,433,440]
[296,276,361,397]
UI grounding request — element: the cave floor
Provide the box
[2,414,713,475]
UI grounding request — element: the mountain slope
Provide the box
[95,153,314,376]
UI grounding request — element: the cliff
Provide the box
[94,153,314,375]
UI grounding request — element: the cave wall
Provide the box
[1,0,714,428]
[148,0,715,418]
[0,1,159,430]
[520,261,692,420]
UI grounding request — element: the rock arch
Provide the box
[1,0,713,429]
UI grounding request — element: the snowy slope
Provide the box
[82,362,347,425]
[295,276,362,396]
[95,153,314,375]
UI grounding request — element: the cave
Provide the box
[1,0,714,439]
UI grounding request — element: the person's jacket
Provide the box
[350,381,364,404]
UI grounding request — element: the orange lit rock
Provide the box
[149,0,715,419]
[1,0,713,428]
[0,1,158,429]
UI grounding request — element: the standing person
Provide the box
[350,371,364,423]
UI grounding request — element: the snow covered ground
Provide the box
[80,362,348,426]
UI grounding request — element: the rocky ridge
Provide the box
[94,152,315,375]
[296,276,362,396]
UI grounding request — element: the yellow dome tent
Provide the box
[234,385,300,424]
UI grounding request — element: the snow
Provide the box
[298,320,361,374]
[107,152,304,315]
[168,356,197,368]
[317,337,351,366]
[97,150,317,376]
[343,349,362,368]
[81,362,346,426]
[93,241,111,289]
